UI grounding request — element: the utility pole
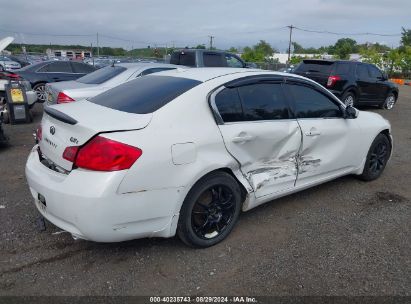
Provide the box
[208,35,214,50]
[287,25,294,64]
[96,32,100,57]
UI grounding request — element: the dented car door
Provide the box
[284,82,362,186]
[211,80,302,198]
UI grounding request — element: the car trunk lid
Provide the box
[39,100,152,171]
[46,81,96,105]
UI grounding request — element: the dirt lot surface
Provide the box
[0,87,410,297]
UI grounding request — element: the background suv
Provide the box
[170,49,247,68]
[294,60,399,109]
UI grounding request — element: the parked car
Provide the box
[0,55,21,70]
[26,68,392,247]
[45,63,179,105]
[170,49,247,68]
[6,55,31,67]
[293,59,399,109]
[14,61,97,102]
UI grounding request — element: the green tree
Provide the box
[331,38,358,59]
[401,27,411,46]
[227,47,238,53]
[241,40,275,62]
[292,42,304,53]
[195,44,206,49]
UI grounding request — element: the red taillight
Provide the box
[63,136,142,171]
[36,125,42,141]
[0,72,20,80]
[62,146,79,162]
[327,75,341,87]
[57,92,75,104]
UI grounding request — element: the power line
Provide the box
[293,26,401,37]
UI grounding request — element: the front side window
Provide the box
[368,65,383,79]
[225,54,244,68]
[287,84,342,118]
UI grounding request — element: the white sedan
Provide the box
[45,62,179,105]
[25,68,392,247]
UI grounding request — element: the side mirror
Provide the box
[345,105,358,119]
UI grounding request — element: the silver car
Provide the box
[45,63,180,105]
[0,56,21,70]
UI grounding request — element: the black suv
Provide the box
[170,49,247,68]
[294,60,399,109]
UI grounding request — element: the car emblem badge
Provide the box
[50,126,56,135]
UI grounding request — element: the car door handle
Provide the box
[232,135,255,143]
[305,128,321,136]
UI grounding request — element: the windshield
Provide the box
[90,75,201,114]
[76,65,126,84]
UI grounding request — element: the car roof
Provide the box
[153,67,310,82]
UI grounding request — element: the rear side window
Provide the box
[48,62,73,72]
[76,66,126,84]
[215,83,290,122]
[215,88,243,122]
[203,53,225,67]
[368,65,383,79]
[295,61,334,74]
[71,62,96,73]
[38,62,72,73]
[287,84,342,118]
[335,63,351,75]
[238,83,289,120]
[170,51,196,66]
[356,64,369,78]
[89,76,201,114]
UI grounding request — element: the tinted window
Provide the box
[335,63,351,75]
[288,84,342,118]
[71,62,95,73]
[238,83,289,121]
[225,54,244,68]
[89,76,201,114]
[356,64,369,78]
[140,67,176,76]
[170,51,196,66]
[203,53,224,67]
[368,65,383,79]
[45,62,72,73]
[295,61,334,74]
[215,88,243,122]
[76,66,126,84]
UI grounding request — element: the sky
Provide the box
[1,0,410,52]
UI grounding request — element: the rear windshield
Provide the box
[170,51,196,66]
[295,61,335,74]
[76,65,126,84]
[89,75,202,114]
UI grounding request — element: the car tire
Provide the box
[381,92,396,110]
[177,171,242,248]
[359,133,391,181]
[341,91,356,107]
[33,83,47,103]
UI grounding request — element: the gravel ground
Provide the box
[0,87,410,297]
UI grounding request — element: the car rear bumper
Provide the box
[25,145,182,242]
